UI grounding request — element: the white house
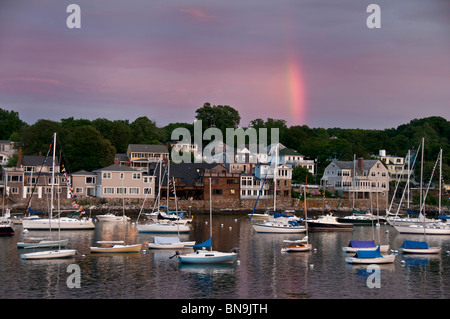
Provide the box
[320,158,389,199]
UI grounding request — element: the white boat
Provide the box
[253,219,307,233]
[90,241,142,253]
[22,216,95,230]
[148,236,196,249]
[345,246,395,264]
[137,221,191,233]
[20,133,77,260]
[342,240,390,253]
[17,238,69,249]
[20,249,76,260]
[96,213,130,222]
[399,240,441,254]
[281,236,312,252]
[177,248,238,264]
[0,218,14,236]
[176,178,238,264]
[307,214,354,231]
[394,223,450,235]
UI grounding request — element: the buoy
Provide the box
[23,229,28,233]
[229,227,232,230]
[221,224,223,227]
[236,260,240,265]
[309,264,314,269]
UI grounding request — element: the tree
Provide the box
[130,116,164,144]
[15,120,66,156]
[62,126,116,172]
[0,108,27,140]
[292,165,314,184]
[195,102,240,133]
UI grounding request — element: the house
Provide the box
[278,148,316,175]
[71,170,97,197]
[152,162,216,200]
[202,164,241,201]
[126,144,169,170]
[91,164,155,199]
[376,149,414,182]
[3,155,71,200]
[0,140,15,166]
[240,173,272,199]
[320,158,389,199]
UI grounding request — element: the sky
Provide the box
[0,0,449,130]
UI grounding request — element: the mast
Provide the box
[273,144,278,212]
[439,148,442,217]
[407,149,410,209]
[209,177,212,251]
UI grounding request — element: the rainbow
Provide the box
[285,55,306,125]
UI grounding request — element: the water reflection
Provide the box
[3,216,450,299]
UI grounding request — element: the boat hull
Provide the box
[90,244,142,253]
[22,218,95,230]
[17,239,69,249]
[394,224,450,235]
[307,222,353,231]
[137,223,191,233]
[252,223,307,233]
[401,247,441,254]
[342,244,390,253]
[178,250,237,264]
[148,241,196,249]
[345,254,395,264]
[20,249,76,260]
[281,244,312,252]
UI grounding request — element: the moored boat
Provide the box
[345,246,395,264]
[90,241,142,253]
[342,240,390,253]
[20,249,76,260]
[148,236,196,249]
[307,214,354,231]
[399,240,441,254]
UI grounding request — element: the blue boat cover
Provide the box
[401,240,429,249]
[188,237,212,248]
[274,212,293,218]
[407,209,419,215]
[28,208,44,215]
[288,220,299,227]
[439,213,450,220]
[348,240,376,248]
[355,246,382,258]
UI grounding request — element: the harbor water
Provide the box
[2,214,450,300]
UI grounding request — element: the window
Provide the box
[212,189,222,195]
[86,177,96,184]
[116,187,127,195]
[103,187,114,195]
[129,187,139,195]
[132,173,141,180]
[75,187,83,193]
[144,188,152,195]
[103,172,112,179]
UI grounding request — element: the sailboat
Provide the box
[175,178,238,264]
[147,236,196,249]
[399,240,441,254]
[281,184,312,252]
[344,246,395,264]
[20,133,76,260]
[137,163,191,233]
[91,174,142,253]
[394,144,450,235]
[252,145,306,234]
[21,136,95,231]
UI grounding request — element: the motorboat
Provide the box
[281,236,312,252]
[307,214,354,231]
[17,238,69,249]
[22,216,95,230]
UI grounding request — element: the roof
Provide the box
[127,144,168,153]
[279,148,302,156]
[21,155,59,167]
[152,162,217,187]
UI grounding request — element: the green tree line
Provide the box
[1,105,449,186]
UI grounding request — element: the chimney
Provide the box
[358,157,364,175]
[17,147,22,167]
[114,157,120,165]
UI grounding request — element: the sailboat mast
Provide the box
[439,148,442,216]
[273,145,277,212]
[209,177,212,251]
